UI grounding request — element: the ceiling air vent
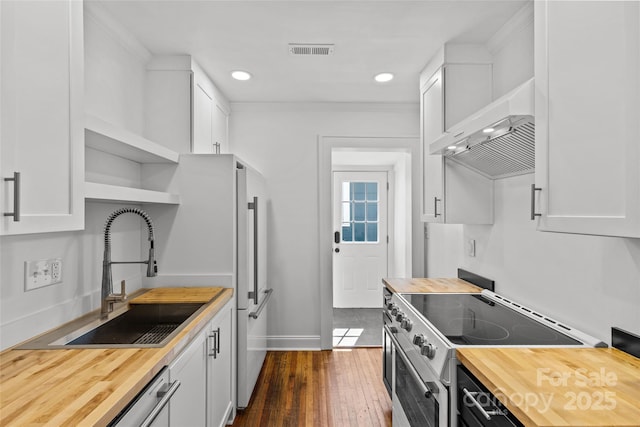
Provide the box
[288,43,335,56]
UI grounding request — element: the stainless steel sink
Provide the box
[15,302,206,349]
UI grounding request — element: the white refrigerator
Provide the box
[145,154,271,411]
[235,160,271,408]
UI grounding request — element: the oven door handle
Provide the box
[384,324,437,398]
[462,388,507,420]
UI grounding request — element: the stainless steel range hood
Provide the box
[430,78,534,179]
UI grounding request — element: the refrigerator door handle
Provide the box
[247,196,259,305]
[249,288,273,319]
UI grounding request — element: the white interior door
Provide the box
[333,171,388,308]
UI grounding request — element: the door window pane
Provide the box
[342,224,353,242]
[339,181,380,243]
[366,183,378,201]
[352,183,366,201]
[367,202,378,221]
[354,202,366,221]
[366,223,378,241]
[354,223,365,242]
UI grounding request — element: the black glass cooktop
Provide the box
[401,293,581,346]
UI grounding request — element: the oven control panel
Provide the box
[385,293,454,378]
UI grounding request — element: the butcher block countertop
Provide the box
[382,277,483,293]
[0,287,233,427]
[457,347,640,426]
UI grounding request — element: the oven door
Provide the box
[385,325,448,427]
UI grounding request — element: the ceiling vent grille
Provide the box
[288,44,335,56]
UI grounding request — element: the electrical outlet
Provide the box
[24,258,62,291]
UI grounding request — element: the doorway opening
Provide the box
[331,149,413,348]
[319,136,421,350]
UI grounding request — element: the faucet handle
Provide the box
[119,279,126,297]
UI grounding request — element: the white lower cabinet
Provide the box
[167,299,234,427]
[207,302,234,427]
[168,328,208,426]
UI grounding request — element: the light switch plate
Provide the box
[24,258,62,291]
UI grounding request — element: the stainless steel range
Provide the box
[383,289,606,426]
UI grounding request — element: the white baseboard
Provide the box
[267,335,321,351]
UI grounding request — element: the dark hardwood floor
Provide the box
[232,348,392,427]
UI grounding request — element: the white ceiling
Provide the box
[92,0,528,104]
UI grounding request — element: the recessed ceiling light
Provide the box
[483,127,495,133]
[231,70,252,81]
[374,72,394,83]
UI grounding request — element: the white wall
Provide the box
[463,174,640,343]
[0,5,150,350]
[229,103,419,348]
[426,223,464,277]
[392,153,412,278]
[84,3,149,133]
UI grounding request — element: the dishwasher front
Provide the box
[109,367,180,427]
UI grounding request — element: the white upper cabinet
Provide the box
[1,0,84,235]
[534,1,640,237]
[193,79,214,153]
[146,56,230,155]
[420,45,494,224]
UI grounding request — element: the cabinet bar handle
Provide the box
[247,197,259,304]
[530,184,542,220]
[462,388,507,420]
[4,172,20,222]
[208,330,219,358]
[433,197,441,218]
[140,380,181,427]
[249,288,273,319]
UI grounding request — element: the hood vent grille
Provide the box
[288,43,335,56]
[446,121,535,179]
